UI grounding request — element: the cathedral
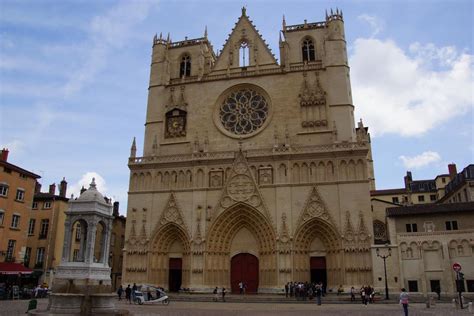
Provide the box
[123,8,376,293]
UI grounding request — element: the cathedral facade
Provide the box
[123,8,376,293]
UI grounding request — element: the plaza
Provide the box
[3,297,473,316]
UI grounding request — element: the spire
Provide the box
[130,137,137,158]
[204,25,208,38]
[159,32,162,40]
[153,33,157,45]
[89,178,97,190]
[282,14,286,30]
[166,32,170,43]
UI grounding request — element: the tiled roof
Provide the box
[0,160,40,179]
[371,188,406,196]
[386,202,474,217]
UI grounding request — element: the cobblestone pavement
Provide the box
[0,298,472,316]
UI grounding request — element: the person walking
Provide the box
[125,285,132,304]
[213,287,219,302]
[221,287,226,302]
[399,288,409,316]
[239,281,243,295]
[285,282,289,298]
[132,283,137,303]
[315,284,322,306]
[361,286,367,306]
[117,285,123,301]
[350,286,355,302]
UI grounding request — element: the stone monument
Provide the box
[31,179,124,315]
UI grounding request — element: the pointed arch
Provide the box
[339,161,347,181]
[317,161,326,182]
[293,163,300,183]
[205,202,277,288]
[326,161,334,181]
[278,163,287,183]
[301,163,309,183]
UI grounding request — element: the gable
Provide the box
[213,8,278,71]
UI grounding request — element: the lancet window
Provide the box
[302,38,315,62]
[239,41,250,67]
[180,54,191,77]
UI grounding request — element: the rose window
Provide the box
[219,88,268,135]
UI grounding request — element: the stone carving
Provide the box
[211,150,273,229]
[258,167,273,185]
[296,186,335,228]
[299,72,328,129]
[279,212,291,244]
[209,169,224,188]
[159,193,187,230]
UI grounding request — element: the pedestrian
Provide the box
[435,286,441,300]
[117,285,123,300]
[125,284,132,304]
[132,283,137,303]
[221,287,226,302]
[315,284,322,306]
[399,288,409,316]
[285,282,289,298]
[361,286,367,306]
[239,281,243,295]
[213,287,218,302]
[350,286,355,302]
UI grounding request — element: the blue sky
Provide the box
[1,0,473,213]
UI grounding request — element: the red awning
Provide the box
[0,262,33,275]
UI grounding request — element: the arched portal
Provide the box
[293,218,342,288]
[231,253,259,293]
[205,203,276,291]
[149,223,191,291]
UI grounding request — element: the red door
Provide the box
[168,258,182,292]
[231,253,259,294]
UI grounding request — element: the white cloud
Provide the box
[358,14,384,37]
[351,38,474,137]
[62,0,159,97]
[399,151,441,169]
[68,172,108,199]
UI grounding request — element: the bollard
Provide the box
[468,302,472,313]
[430,295,436,307]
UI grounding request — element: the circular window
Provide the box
[214,85,271,138]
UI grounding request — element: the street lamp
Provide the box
[376,246,392,300]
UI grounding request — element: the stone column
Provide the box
[85,221,97,264]
[62,220,73,262]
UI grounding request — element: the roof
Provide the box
[0,262,33,275]
[386,202,474,217]
[34,192,69,202]
[371,188,406,196]
[0,160,40,179]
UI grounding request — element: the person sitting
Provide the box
[337,285,344,295]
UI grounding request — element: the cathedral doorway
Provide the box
[168,258,182,292]
[231,253,259,294]
[310,256,327,286]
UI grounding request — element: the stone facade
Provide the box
[123,8,375,293]
[371,165,474,296]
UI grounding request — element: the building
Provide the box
[0,149,40,265]
[25,179,69,285]
[370,164,474,297]
[110,201,126,290]
[123,8,377,293]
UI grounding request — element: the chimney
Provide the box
[113,202,120,217]
[80,186,86,195]
[404,171,413,189]
[0,148,9,162]
[35,181,42,194]
[49,183,56,195]
[448,163,457,179]
[59,178,67,198]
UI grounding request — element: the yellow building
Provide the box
[26,179,69,285]
[0,149,40,265]
[123,9,376,293]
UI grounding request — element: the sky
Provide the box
[0,0,473,214]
